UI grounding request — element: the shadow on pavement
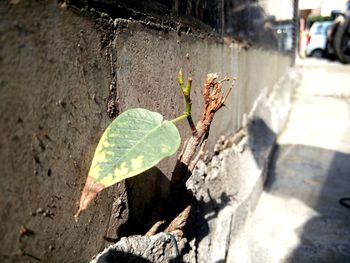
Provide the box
[266,144,350,262]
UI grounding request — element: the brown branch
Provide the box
[164,205,191,234]
[145,220,166,237]
[171,73,233,188]
[189,137,208,172]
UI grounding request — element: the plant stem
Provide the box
[171,70,197,132]
[171,113,189,124]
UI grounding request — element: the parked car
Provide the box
[327,7,350,64]
[306,21,332,58]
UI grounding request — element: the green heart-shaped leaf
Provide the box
[75,108,181,220]
[90,108,180,186]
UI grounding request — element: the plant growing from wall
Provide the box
[75,70,234,221]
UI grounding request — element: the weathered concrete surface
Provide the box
[0,2,115,263]
[230,58,350,263]
[0,1,292,262]
[91,233,185,263]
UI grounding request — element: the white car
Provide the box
[306,21,332,58]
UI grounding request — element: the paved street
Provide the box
[246,58,350,263]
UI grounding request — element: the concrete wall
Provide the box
[0,1,292,262]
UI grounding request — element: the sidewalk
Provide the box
[236,58,350,263]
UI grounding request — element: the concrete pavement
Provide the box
[231,58,350,263]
